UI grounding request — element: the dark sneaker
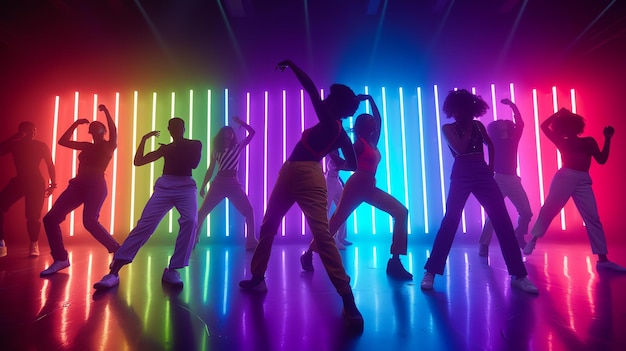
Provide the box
[420,272,434,290]
[239,276,268,292]
[300,251,314,271]
[40,259,70,276]
[162,268,183,287]
[511,277,539,294]
[94,274,120,290]
[386,258,413,280]
[597,261,626,272]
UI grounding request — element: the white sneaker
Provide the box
[40,259,70,276]
[29,242,40,257]
[420,272,435,290]
[0,240,6,258]
[162,268,183,286]
[523,240,536,255]
[596,261,626,272]
[511,277,539,294]
[94,274,120,289]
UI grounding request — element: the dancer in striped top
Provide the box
[196,116,257,250]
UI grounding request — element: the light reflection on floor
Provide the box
[1,236,626,351]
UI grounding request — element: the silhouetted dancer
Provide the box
[238,60,365,332]
[420,89,538,294]
[324,152,349,249]
[300,94,412,280]
[94,117,202,289]
[523,108,626,272]
[0,122,56,257]
[195,116,257,250]
[41,105,120,275]
[478,98,532,257]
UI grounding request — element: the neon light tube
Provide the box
[434,85,446,214]
[69,91,79,236]
[281,90,286,236]
[224,89,230,237]
[109,93,120,235]
[49,96,60,211]
[532,89,546,204]
[130,91,139,230]
[552,86,566,230]
[417,87,429,233]
[398,87,411,234]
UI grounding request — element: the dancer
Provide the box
[478,98,532,257]
[300,94,412,280]
[238,59,365,331]
[0,122,56,257]
[523,108,626,271]
[325,151,349,250]
[195,117,257,250]
[93,117,202,289]
[40,105,120,276]
[420,89,538,294]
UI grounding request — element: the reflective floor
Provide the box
[1,235,626,351]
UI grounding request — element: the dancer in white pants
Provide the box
[325,154,349,249]
[523,108,626,272]
[94,117,203,289]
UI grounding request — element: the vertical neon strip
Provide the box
[168,92,176,233]
[532,89,546,204]
[189,90,194,139]
[224,89,230,237]
[49,96,60,211]
[206,90,212,237]
[365,87,375,234]
[69,91,79,236]
[150,93,157,196]
[263,91,269,212]
[434,85,447,214]
[109,93,120,235]
[320,89,327,174]
[300,90,306,235]
[381,87,393,234]
[398,87,411,234]
[130,91,139,230]
[510,83,521,177]
[417,87,429,233]
[490,84,498,121]
[552,86,566,230]
[473,87,483,231]
[281,90,287,236]
[245,92,251,238]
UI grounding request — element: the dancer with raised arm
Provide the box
[300,94,412,280]
[41,105,120,276]
[196,116,257,250]
[478,98,532,257]
[94,117,202,289]
[239,59,365,331]
[0,122,56,257]
[523,108,625,271]
[420,89,538,294]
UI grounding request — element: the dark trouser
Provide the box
[251,161,353,296]
[424,158,527,277]
[0,176,45,242]
[43,175,119,261]
[311,170,408,255]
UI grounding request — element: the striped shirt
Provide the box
[213,143,243,172]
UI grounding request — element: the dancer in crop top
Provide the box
[420,89,538,294]
[195,116,257,250]
[522,108,626,272]
[94,117,202,289]
[238,59,365,332]
[41,105,121,276]
[300,94,412,280]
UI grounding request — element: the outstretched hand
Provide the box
[142,131,160,140]
[604,126,615,139]
[276,60,292,72]
[98,104,108,112]
[356,94,370,101]
[44,185,55,197]
[232,115,244,125]
[500,98,513,105]
[76,118,90,125]
[199,186,206,198]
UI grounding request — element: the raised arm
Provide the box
[593,126,614,164]
[99,104,117,146]
[337,134,357,171]
[0,131,24,155]
[541,108,567,144]
[134,131,163,166]
[277,60,327,122]
[360,94,382,145]
[58,119,92,150]
[502,98,524,129]
[199,156,217,197]
[233,116,255,146]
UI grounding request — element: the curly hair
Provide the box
[213,126,237,153]
[551,110,585,136]
[326,84,359,119]
[442,89,489,120]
